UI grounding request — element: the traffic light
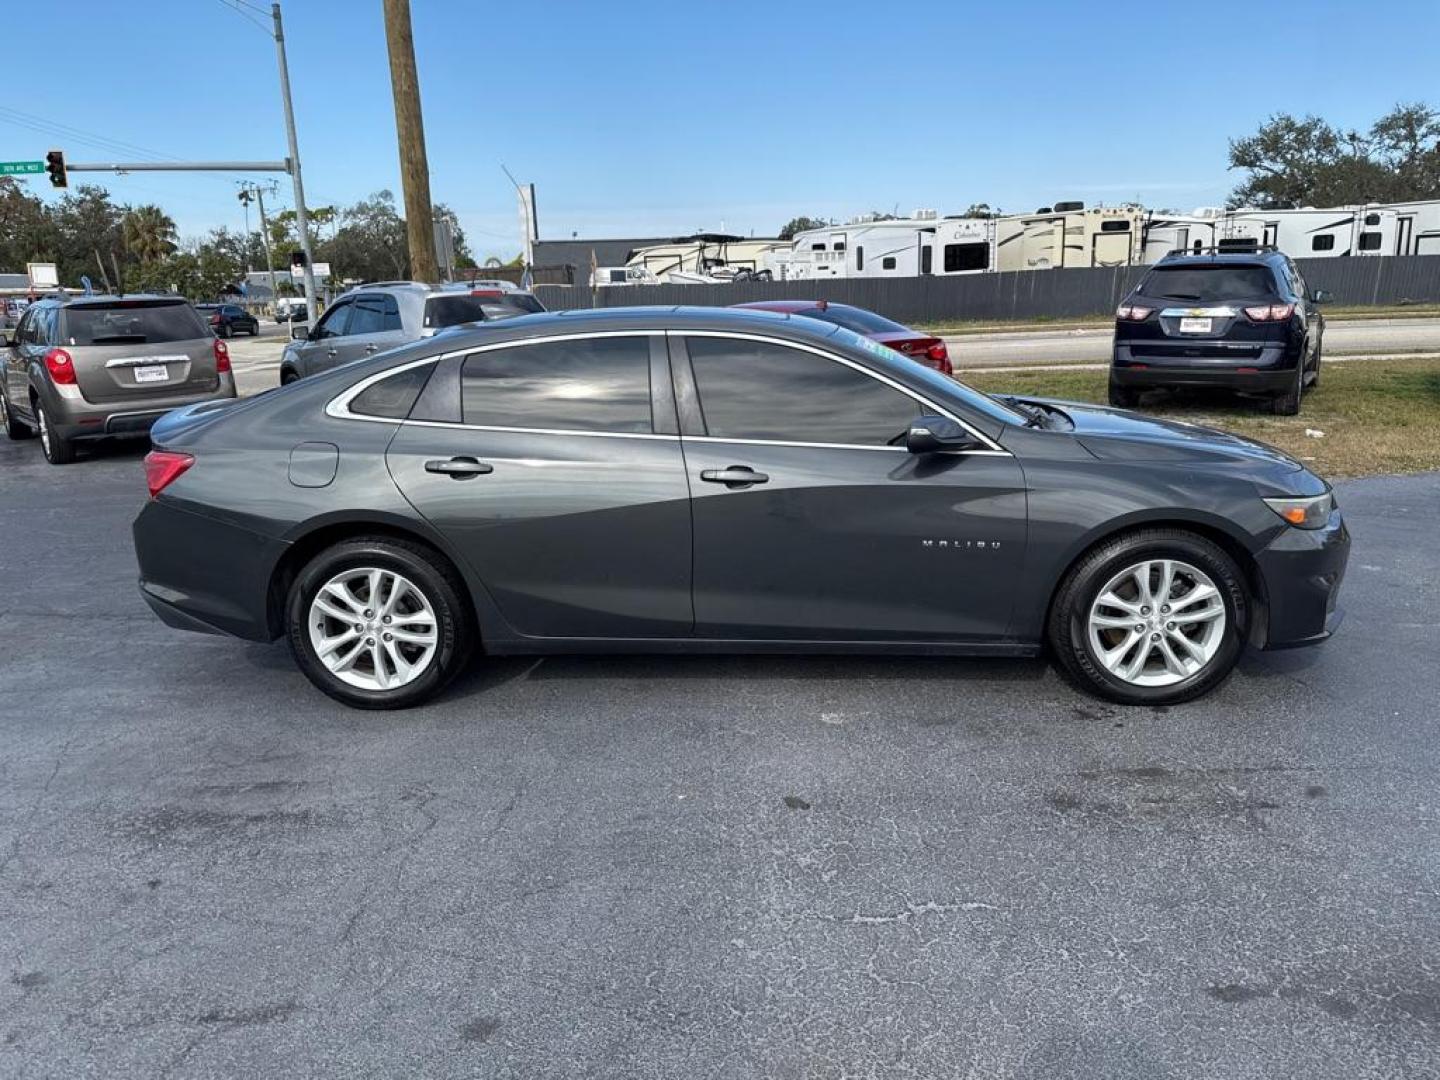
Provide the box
[290,250,307,269]
[45,149,66,189]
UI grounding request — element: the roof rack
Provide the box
[1165,244,1279,256]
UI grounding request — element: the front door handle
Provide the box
[700,466,769,487]
[364,343,379,353]
[326,348,338,357]
[424,456,494,478]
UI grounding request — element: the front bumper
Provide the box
[48,375,238,441]
[1255,509,1350,649]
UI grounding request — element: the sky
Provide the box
[7,0,1440,263]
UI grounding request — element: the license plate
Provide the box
[133,365,171,383]
[1179,317,1212,334]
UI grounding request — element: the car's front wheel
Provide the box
[1048,528,1247,705]
[1,388,34,441]
[35,402,76,464]
[286,537,474,709]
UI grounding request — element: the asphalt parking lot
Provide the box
[2,434,1438,1078]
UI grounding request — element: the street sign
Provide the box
[1,161,44,175]
[27,262,59,289]
[291,262,330,282]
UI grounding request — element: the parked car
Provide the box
[2,294,236,465]
[274,297,307,323]
[194,303,260,338]
[278,282,546,384]
[1110,247,1329,415]
[135,306,1347,710]
[732,300,953,375]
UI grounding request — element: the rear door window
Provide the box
[1140,265,1278,301]
[425,293,542,330]
[61,301,209,345]
[686,336,919,446]
[460,336,653,433]
[347,294,403,336]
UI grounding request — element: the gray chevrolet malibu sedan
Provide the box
[3,294,236,464]
[132,306,1348,709]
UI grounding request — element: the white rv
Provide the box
[996,204,1145,271]
[1367,199,1440,255]
[785,213,996,279]
[1217,207,1398,258]
[1140,209,1222,262]
[625,234,787,283]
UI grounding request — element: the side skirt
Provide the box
[483,637,1042,658]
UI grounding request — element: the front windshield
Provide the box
[826,325,1030,426]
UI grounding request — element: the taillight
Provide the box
[44,348,76,385]
[209,314,221,324]
[925,341,953,375]
[1244,303,1295,322]
[143,450,194,498]
[214,337,231,374]
[1116,305,1153,321]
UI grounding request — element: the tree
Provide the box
[0,177,55,272]
[50,186,124,287]
[958,202,999,218]
[121,205,178,263]
[778,215,828,240]
[1228,103,1440,208]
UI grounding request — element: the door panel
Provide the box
[682,441,1026,639]
[386,425,693,638]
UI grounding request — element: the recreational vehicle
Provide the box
[1140,210,1221,263]
[995,204,1145,271]
[1369,199,1440,255]
[785,214,996,280]
[1218,208,1398,258]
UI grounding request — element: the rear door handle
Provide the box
[424,456,494,478]
[364,343,379,353]
[700,466,769,487]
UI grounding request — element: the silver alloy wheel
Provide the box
[37,405,51,456]
[1087,558,1227,688]
[308,567,439,691]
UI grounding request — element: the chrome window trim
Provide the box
[673,329,1008,454]
[1159,306,1239,317]
[324,327,1010,456]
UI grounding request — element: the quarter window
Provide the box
[460,336,653,433]
[1311,234,1335,251]
[349,362,434,419]
[686,337,919,447]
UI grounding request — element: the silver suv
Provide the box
[278,281,546,383]
[2,294,237,465]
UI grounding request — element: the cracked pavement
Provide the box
[0,435,1437,1078]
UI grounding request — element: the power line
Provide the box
[214,0,269,33]
[0,105,182,163]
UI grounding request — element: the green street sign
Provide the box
[0,161,44,175]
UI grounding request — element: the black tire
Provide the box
[1107,377,1140,408]
[218,324,232,339]
[1,388,34,441]
[35,401,76,464]
[1270,362,1302,415]
[286,536,474,709]
[1308,335,1322,389]
[279,368,299,386]
[1047,528,1248,706]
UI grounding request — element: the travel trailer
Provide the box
[1139,210,1222,262]
[784,213,996,280]
[624,234,787,283]
[1368,199,1440,255]
[995,204,1145,271]
[1217,207,1398,258]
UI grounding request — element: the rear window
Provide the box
[62,301,210,345]
[795,304,909,335]
[423,293,544,330]
[1140,265,1278,302]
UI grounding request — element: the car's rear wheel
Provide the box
[35,402,76,464]
[1309,336,1322,388]
[1,388,34,441]
[1048,528,1247,705]
[1107,377,1140,408]
[287,537,474,709]
[1270,362,1303,415]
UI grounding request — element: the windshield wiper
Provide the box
[999,396,1047,428]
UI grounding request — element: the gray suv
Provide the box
[2,294,237,465]
[279,282,545,383]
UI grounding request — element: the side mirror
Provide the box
[291,323,310,341]
[1312,289,1332,304]
[906,414,982,454]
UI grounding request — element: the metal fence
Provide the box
[533,255,1440,323]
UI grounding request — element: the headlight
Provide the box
[1262,492,1335,529]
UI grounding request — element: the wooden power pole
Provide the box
[382,0,439,283]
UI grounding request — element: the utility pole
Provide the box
[382,0,439,283]
[271,2,319,321]
[242,181,281,307]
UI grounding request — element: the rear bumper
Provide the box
[1112,341,1301,392]
[48,375,238,440]
[133,497,284,642]
[1256,510,1350,649]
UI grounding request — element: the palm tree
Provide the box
[122,205,178,263]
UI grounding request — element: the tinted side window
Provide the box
[945,243,989,272]
[461,336,652,433]
[349,362,434,419]
[313,301,352,339]
[347,295,401,336]
[1312,234,1335,251]
[687,337,919,447]
[1358,231,1382,251]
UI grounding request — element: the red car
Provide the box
[730,300,953,376]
